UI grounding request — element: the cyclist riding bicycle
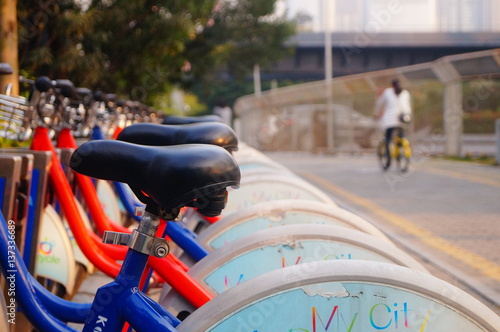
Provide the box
[373,79,412,170]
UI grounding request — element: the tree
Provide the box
[15,0,295,108]
[185,0,296,82]
[183,0,296,111]
[17,0,217,102]
[1,0,19,94]
[85,0,217,101]
[17,0,105,87]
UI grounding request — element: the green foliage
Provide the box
[17,0,216,99]
[409,81,444,132]
[183,93,208,116]
[151,91,207,116]
[0,137,29,148]
[18,1,106,87]
[463,110,500,133]
[87,0,217,100]
[443,154,496,165]
[462,78,500,114]
[186,0,296,82]
[192,79,255,113]
[193,78,303,114]
[16,0,296,110]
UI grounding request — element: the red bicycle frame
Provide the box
[31,126,212,308]
[57,127,191,272]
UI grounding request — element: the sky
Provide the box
[285,0,322,30]
[284,0,500,33]
[285,0,320,18]
[284,0,435,32]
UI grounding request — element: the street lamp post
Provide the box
[324,0,335,153]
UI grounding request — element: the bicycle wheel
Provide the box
[161,225,428,317]
[222,173,336,217]
[376,140,390,171]
[196,200,392,252]
[178,260,500,332]
[396,139,411,172]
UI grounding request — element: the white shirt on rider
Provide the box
[374,87,412,129]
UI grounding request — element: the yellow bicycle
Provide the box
[377,130,412,172]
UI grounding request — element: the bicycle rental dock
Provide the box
[0,54,500,332]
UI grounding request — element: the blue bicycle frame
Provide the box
[81,211,180,332]
[0,165,180,331]
[164,221,209,261]
[0,210,181,332]
[0,211,86,330]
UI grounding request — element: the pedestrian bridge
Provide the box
[234,48,500,157]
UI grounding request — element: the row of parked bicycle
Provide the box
[0,64,499,331]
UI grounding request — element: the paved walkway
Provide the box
[67,150,499,332]
[264,151,500,315]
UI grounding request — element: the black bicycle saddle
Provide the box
[116,122,238,152]
[70,140,240,217]
[162,115,223,125]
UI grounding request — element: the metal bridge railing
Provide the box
[234,48,500,156]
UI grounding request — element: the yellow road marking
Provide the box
[421,166,500,188]
[301,171,500,282]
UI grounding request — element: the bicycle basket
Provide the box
[0,94,30,140]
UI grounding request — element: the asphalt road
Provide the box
[264,151,500,315]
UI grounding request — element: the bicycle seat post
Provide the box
[70,140,240,332]
[102,208,172,272]
[136,210,161,236]
[82,209,177,332]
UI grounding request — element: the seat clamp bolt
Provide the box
[154,243,168,258]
